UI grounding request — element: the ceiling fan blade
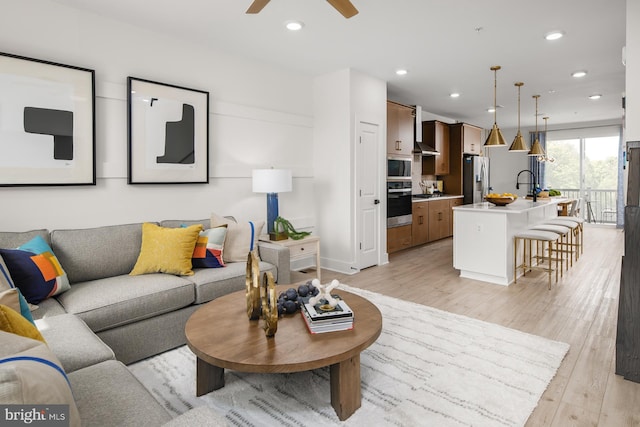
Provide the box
[246,0,270,14]
[326,0,359,18]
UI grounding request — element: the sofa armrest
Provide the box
[163,406,228,427]
[257,241,290,284]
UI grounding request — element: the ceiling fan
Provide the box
[246,0,359,19]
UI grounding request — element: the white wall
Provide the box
[313,69,387,274]
[0,0,316,231]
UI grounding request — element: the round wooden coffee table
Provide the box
[185,286,382,421]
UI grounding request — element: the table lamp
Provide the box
[252,169,292,239]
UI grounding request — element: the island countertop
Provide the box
[452,197,570,213]
[452,197,568,285]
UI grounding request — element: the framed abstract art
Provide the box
[127,77,209,184]
[0,52,96,186]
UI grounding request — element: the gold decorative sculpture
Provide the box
[245,251,261,320]
[261,271,278,337]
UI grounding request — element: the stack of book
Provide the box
[300,295,354,334]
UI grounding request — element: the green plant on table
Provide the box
[273,216,311,240]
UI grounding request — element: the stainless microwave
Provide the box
[387,156,412,180]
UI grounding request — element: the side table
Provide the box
[259,235,321,282]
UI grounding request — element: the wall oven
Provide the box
[387,181,412,228]
[387,156,412,181]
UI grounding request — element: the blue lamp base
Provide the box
[266,192,279,235]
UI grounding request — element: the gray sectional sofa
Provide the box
[0,218,290,426]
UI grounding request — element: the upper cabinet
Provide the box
[387,101,414,156]
[421,120,450,175]
[451,123,483,155]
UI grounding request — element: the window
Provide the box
[545,126,622,225]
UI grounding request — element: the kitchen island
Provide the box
[452,198,569,285]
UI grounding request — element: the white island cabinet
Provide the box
[452,198,568,285]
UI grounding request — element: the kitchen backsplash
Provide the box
[411,155,443,194]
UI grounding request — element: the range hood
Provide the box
[412,105,440,156]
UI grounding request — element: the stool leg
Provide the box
[548,241,552,290]
[514,237,518,284]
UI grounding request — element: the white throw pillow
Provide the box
[0,331,80,427]
[210,213,264,263]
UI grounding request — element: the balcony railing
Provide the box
[555,188,618,224]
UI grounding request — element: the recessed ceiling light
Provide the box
[285,21,304,31]
[396,69,408,76]
[450,93,460,98]
[589,94,602,100]
[572,70,587,78]
[545,31,565,41]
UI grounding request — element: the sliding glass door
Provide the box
[545,127,621,225]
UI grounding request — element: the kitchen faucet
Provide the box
[516,169,538,202]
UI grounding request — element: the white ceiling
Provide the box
[52,0,626,130]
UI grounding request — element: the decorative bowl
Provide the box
[485,195,517,206]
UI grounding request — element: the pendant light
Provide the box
[484,65,507,148]
[508,82,529,152]
[538,117,555,162]
[528,95,545,156]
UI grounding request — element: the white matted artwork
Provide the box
[0,52,95,186]
[127,77,209,184]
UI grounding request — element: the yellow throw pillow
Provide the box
[0,304,45,343]
[130,223,203,276]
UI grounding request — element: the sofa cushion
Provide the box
[68,359,171,427]
[0,236,71,304]
[0,229,50,249]
[0,331,80,427]
[0,304,45,342]
[160,219,211,229]
[30,297,67,320]
[55,274,195,332]
[189,260,276,304]
[50,223,148,283]
[36,314,115,373]
[130,223,203,276]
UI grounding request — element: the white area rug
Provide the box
[129,285,569,426]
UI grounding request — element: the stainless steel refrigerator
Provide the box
[463,155,490,204]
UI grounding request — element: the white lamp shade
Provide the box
[252,169,292,193]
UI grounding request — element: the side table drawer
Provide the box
[289,241,318,260]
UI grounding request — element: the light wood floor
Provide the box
[292,224,640,426]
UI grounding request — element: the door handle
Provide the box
[374,199,380,204]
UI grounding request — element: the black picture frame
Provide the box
[127,77,209,184]
[0,52,96,186]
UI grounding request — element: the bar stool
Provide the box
[546,218,581,262]
[552,216,584,257]
[514,229,560,290]
[530,224,571,273]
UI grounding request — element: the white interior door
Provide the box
[357,121,380,269]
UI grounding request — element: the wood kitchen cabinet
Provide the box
[428,199,451,242]
[448,198,464,236]
[387,101,414,156]
[443,122,484,197]
[411,201,429,246]
[387,225,412,253]
[421,121,450,175]
[451,123,483,155]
